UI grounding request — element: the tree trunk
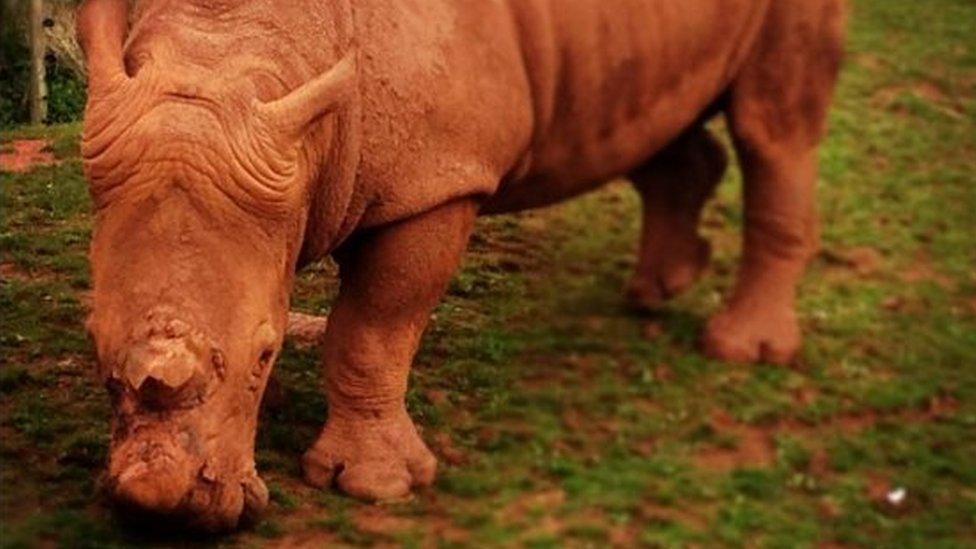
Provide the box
[29,0,48,125]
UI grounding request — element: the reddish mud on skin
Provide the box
[77,0,847,532]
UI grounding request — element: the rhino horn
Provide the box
[77,0,132,97]
[255,53,357,144]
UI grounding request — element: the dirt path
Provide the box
[0,140,57,173]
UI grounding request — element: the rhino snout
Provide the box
[110,447,196,515]
[107,436,269,532]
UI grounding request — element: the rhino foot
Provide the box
[302,410,436,501]
[627,236,711,311]
[702,305,801,365]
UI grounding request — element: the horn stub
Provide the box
[255,53,357,144]
[77,0,131,96]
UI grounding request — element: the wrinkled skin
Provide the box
[78,0,846,531]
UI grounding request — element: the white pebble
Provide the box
[886,487,907,505]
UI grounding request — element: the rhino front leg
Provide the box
[302,199,478,500]
[626,125,727,311]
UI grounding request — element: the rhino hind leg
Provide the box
[302,200,479,500]
[703,0,846,364]
[626,125,727,311]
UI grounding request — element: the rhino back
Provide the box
[116,1,770,228]
[487,0,771,213]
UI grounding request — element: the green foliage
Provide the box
[0,11,86,127]
[44,59,86,124]
[0,18,30,128]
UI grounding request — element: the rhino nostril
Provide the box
[240,471,269,525]
[111,455,195,515]
[137,376,201,409]
[211,349,227,380]
[258,348,274,368]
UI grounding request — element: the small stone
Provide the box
[286,312,328,349]
[882,296,905,311]
[886,487,906,506]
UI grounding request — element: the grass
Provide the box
[2,0,975,546]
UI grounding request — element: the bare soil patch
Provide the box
[498,489,566,522]
[639,501,711,531]
[430,431,468,465]
[871,80,965,119]
[497,489,567,541]
[696,396,958,472]
[263,530,339,548]
[0,140,57,173]
[899,249,956,289]
[695,410,776,471]
[0,262,32,282]
[351,506,415,535]
[822,246,885,277]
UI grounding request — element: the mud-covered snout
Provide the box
[107,430,196,516]
[107,310,225,410]
[95,309,273,531]
[106,427,269,532]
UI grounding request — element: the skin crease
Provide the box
[76,0,847,532]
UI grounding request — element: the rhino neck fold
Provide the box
[124,0,363,267]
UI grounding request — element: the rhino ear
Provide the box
[256,54,357,144]
[77,0,131,96]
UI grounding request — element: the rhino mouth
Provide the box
[105,422,268,532]
[95,307,278,531]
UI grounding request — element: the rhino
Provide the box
[77,0,846,531]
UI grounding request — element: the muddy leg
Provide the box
[626,126,727,310]
[302,200,478,500]
[703,1,846,364]
[702,148,817,364]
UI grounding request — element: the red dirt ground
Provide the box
[0,140,56,173]
[695,396,958,472]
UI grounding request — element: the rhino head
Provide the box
[77,0,354,530]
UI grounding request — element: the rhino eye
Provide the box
[258,348,275,368]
